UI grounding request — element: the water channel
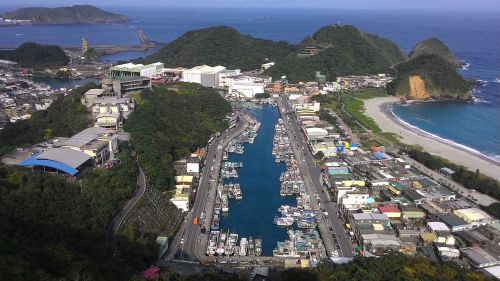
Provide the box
[220,104,295,256]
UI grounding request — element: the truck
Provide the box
[193,216,199,225]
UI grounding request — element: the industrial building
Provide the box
[453,208,496,227]
[182,65,226,88]
[18,147,92,176]
[102,76,152,97]
[0,59,18,69]
[81,89,135,129]
[17,127,119,176]
[109,62,164,79]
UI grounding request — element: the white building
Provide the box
[110,62,164,78]
[340,192,371,210]
[228,81,266,98]
[182,65,226,88]
[186,157,200,174]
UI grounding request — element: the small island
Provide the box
[0,5,128,25]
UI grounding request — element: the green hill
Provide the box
[387,54,470,100]
[409,38,463,68]
[2,5,128,24]
[144,26,294,70]
[265,25,407,81]
[0,42,69,68]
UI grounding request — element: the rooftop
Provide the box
[59,127,111,148]
[17,148,91,176]
[454,208,492,222]
[352,213,389,221]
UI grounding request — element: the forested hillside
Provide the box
[410,38,463,68]
[0,42,69,68]
[125,83,231,190]
[386,54,470,100]
[2,5,128,24]
[144,26,294,70]
[265,25,406,81]
[0,152,157,281]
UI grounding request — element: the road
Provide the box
[106,159,147,252]
[402,155,498,206]
[164,112,250,261]
[278,96,354,258]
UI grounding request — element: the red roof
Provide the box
[378,205,400,213]
[141,266,162,279]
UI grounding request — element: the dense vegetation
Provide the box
[0,82,96,156]
[0,152,158,280]
[145,25,405,80]
[254,92,270,99]
[0,42,69,68]
[144,26,294,70]
[408,147,500,202]
[153,254,491,281]
[410,38,463,68]
[2,5,128,24]
[265,25,407,82]
[125,83,231,190]
[387,54,470,100]
[283,254,492,281]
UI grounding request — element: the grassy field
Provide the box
[315,88,401,146]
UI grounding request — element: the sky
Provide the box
[1,0,500,12]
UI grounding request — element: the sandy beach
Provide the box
[364,96,500,181]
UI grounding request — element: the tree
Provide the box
[43,128,53,141]
[314,151,325,160]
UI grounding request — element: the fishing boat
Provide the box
[216,231,227,255]
[255,238,262,256]
[273,216,294,227]
[234,184,243,200]
[225,233,239,256]
[239,238,248,256]
[206,231,220,256]
[248,236,255,256]
[221,195,229,212]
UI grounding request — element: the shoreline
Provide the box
[364,96,500,181]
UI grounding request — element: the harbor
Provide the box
[214,105,295,256]
[204,104,327,261]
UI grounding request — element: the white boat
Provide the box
[239,237,248,256]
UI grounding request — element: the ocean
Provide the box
[1,7,498,161]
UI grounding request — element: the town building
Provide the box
[81,89,135,129]
[170,175,194,212]
[182,65,226,88]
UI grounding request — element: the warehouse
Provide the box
[17,147,91,176]
[59,127,119,164]
[228,80,266,98]
[461,246,500,268]
[109,62,164,79]
[182,65,226,88]
[454,208,496,226]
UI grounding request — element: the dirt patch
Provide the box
[408,75,431,100]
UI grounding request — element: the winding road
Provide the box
[106,156,147,253]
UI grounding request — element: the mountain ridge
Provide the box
[2,5,128,24]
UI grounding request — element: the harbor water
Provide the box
[221,104,294,256]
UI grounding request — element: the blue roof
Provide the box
[18,153,79,176]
